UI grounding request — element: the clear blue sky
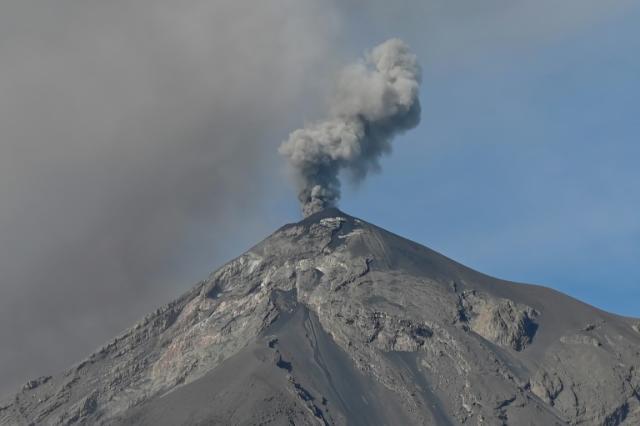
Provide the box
[330,3,640,317]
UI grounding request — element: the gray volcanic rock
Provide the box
[1,208,639,425]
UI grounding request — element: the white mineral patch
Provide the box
[338,229,365,239]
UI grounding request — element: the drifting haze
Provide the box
[0,0,341,395]
[279,39,421,216]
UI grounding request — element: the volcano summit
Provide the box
[2,209,639,425]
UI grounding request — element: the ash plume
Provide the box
[279,38,422,217]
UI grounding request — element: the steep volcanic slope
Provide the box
[2,208,639,425]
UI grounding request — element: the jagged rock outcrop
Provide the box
[1,208,638,425]
[458,290,539,351]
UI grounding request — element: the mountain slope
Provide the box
[2,208,639,425]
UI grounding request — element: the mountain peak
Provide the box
[292,206,352,227]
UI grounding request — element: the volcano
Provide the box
[2,208,639,425]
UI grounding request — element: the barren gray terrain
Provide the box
[2,208,639,425]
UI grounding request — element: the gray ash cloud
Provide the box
[279,38,422,217]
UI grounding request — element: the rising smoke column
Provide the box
[279,38,422,217]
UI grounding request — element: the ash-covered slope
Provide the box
[2,208,639,425]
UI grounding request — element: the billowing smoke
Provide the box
[279,38,422,216]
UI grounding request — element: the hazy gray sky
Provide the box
[0,0,343,395]
[1,0,637,397]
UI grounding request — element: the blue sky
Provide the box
[329,3,640,316]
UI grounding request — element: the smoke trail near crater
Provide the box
[279,38,422,217]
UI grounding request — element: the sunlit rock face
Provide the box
[2,208,639,425]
